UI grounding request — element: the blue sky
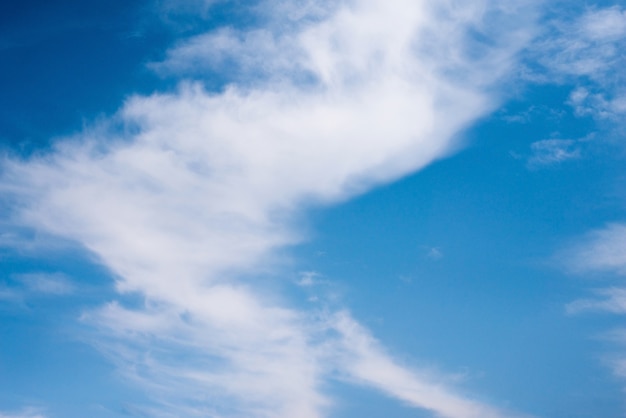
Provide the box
[1,1,626,417]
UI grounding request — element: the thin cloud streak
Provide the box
[563,223,626,388]
[1,0,537,417]
[527,139,581,168]
[330,312,522,418]
[0,408,47,418]
[561,223,626,276]
[567,288,626,315]
[16,272,75,295]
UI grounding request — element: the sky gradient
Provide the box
[1,1,626,417]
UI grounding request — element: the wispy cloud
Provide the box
[527,138,581,167]
[528,6,626,119]
[561,223,626,276]
[15,272,75,295]
[426,246,444,260]
[567,86,626,119]
[562,223,626,385]
[330,312,523,418]
[0,408,46,418]
[0,272,74,306]
[296,271,322,287]
[0,0,537,417]
[567,288,626,315]
[531,6,626,80]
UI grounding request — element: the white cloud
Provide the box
[426,247,444,260]
[533,6,626,80]
[297,271,321,287]
[527,138,581,167]
[580,6,626,41]
[15,272,74,295]
[566,288,626,315]
[0,272,73,307]
[562,223,626,276]
[330,312,526,418]
[0,0,537,417]
[0,408,46,418]
[567,86,626,119]
[562,223,626,386]
[528,6,626,119]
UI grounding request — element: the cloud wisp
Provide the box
[0,272,74,307]
[561,223,626,276]
[15,272,75,296]
[567,288,626,315]
[0,0,537,417]
[530,5,626,119]
[563,223,626,387]
[0,408,46,418]
[526,138,581,168]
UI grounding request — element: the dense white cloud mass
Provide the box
[1,0,537,417]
